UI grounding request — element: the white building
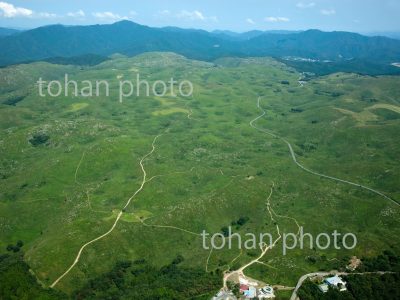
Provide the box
[258,285,275,299]
[318,283,329,293]
[324,275,347,292]
[212,290,237,300]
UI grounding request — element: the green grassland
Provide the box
[0,52,399,297]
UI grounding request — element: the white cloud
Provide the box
[157,9,170,16]
[296,2,315,9]
[246,18,255,25]
[321,9,336,15]
[92,11,128,21]
[154,9,170,19]
[0,2,65,20]
[155,9,217,22]
[176,10,218,22]
[177,10,205,21]
[0,1,33,18]
[265,16,290,22]
[67,9,85,18]
[129,10,137,16]
[38,12,57,18]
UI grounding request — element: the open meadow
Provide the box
[1,53,399,297]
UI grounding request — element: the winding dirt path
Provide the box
[223,183,282,290]
[139,218,202,236]
[50,135,162,288]
[74,150,86,185]
[250,96,398,206]
[219,95,399,296]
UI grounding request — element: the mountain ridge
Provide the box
[1,20,400,75]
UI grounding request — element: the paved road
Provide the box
[250,97,399,207]
[290,270,393,300]
[290,271,334,300]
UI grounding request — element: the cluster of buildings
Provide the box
[239,277,275,299]
[212,276,276,300]
[239,284,275,299]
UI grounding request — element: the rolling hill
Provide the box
[0,53,399,298]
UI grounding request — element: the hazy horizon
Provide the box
[0,0,399,33]
[1,20,400,38]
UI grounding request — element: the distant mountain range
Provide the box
[212,29,301,41]
[0,27,21,37]
[365,31,400,40]
[1,21,400,75]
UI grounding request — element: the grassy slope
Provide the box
[0,53,399,294]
